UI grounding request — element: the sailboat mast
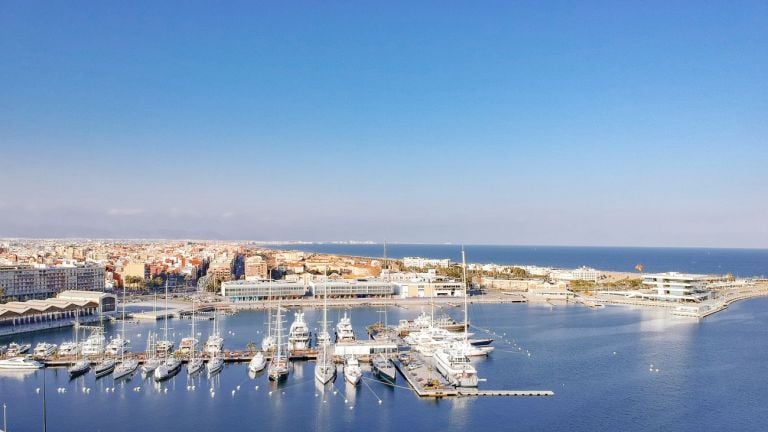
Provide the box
[121,281,126,361]
[462,246,468,341]
[164,279,169,347]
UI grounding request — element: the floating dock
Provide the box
[393,353,458,398]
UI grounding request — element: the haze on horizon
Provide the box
[1,2,766,249]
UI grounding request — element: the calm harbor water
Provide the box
[267,244,768,277]
[2,300,767,431]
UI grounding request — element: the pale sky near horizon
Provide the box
[1,1,766,248]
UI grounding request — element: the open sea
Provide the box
[264,244,768,277]
[2,299,768,431]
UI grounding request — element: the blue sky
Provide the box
[1,1,766,247]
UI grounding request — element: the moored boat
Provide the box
[371,353,396,384]
[248,351,266,374]
[94,358,116,378]
[343,355,362,385]
[34,342,57,357]
[0,357,43,370]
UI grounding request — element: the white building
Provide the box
[640,272,714,302]
[402,257,451,269]
[220,279,307,302]
[310,279,395,298]
[549,266,601,283]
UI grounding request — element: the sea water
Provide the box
[1,299,767,431]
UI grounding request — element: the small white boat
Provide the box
[187,357,204,376]
[142,358,162,374]
[154,357,182,381]
[343,356,362,385]
[207,355,224,376]
[0,357,43,370]
[248,352,266,374]
[34,342,57,357]
[113,358,139,380]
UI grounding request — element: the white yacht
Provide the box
[81,328,106,356]
[288,311,310,351]
[433,346,478,388]
[433,248,479,388]
[343,355,362,385]
[0,357,43,370]
[58,341,80,356]
[335,311,355,343]
[6,343,31,357]
[33,342,57,357]
[106,336,129,356]
[248,351,266,374]
[179,337,199,354]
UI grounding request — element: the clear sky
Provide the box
[1,1,766,247]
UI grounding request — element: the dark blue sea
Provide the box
[265,244,768,277]
[2,300,768,431]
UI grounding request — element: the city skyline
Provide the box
[2,2,767,248]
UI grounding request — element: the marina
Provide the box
[1,299,768,431]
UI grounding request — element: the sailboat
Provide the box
[314,275,336,385]
[261,279,276,352]
[68,310,90,378]
[93,314,115,378]
[141,332,161,374]
[187,296,204,376]
[433,247,479,388]
[155,280,175,355]
[267,302,289,382]
[154,281,182,381]
[114,283,138,380]
[205,311,224,355]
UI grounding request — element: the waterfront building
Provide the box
[394,272,465,298]
[640,272,715,302]
[220,279,307,302]
[402,257,452,269]
[0,290,116,336]
[549,266,601,283]
[310,279,395,298]
[0,263,106,302]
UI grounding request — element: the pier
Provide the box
[392,352,458,398]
